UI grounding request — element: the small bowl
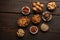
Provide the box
[17,29,25,37]
[22,6,30,15]
[47,1,57,11]
[42,11,52,21]
[40,23,49,32]
[32,14,41,24]
[32,2,44,13]
[17,16,30,27]
[29,26,38,34]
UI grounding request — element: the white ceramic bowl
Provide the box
[22,6,30,15]
[29,26,38,34]
[40,23,49,32]
[42,11,52,21]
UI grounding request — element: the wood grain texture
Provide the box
[0,13,60,40]
[0,0,60,40]
[0,0,60,14]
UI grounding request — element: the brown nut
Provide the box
[17,16,30,27]
[32,14,41,24]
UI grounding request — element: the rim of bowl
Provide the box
[42,11,52,21]
[22,6,30,15]
[29,26,38,34]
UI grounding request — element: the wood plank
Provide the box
[0,13,18,40]
[0,0,47,12]
[0,28,17,40]
[0,13,60,40]
[0,13,19,28]
[47,0,60,2]
[0,13,60,32]
[0,0,60,14]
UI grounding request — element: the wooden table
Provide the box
[0,0,60,40]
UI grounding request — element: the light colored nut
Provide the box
[40,23,49,32]
[47,2,57,10]
[17,29,25,37]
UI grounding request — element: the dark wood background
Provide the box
[0,0,60,40]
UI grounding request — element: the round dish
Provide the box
[17,16,30,27]
[32,2,44,12]
[32,14,41,24]
[29,26,38,34]
[22,6,30,15]
[40,23,49,32]
[17,29,25,37]
[47,1,57,11]
[42,11,52,21]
